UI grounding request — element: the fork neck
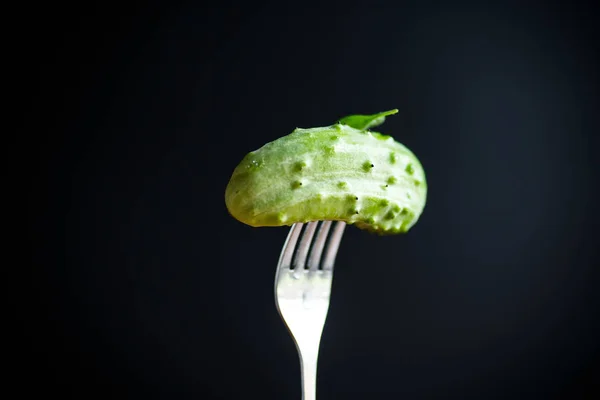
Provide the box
[299,350,318,400]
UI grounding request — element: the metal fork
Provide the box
[274,220,347,400]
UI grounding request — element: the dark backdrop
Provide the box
[26,1,599,399]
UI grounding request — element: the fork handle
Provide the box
[298,346,319,400]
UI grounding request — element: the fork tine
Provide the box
[293,221,318,270]
[277,223,304,269]
[322,221,346,271]
[307,221,332,271]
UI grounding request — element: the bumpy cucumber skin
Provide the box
[225,124,427,235]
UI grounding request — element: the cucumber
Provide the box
[225,110,427,234]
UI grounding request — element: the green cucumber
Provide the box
[225,109,427,234]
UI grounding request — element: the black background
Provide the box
[26,1,599,399]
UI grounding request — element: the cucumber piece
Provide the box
[225,110,427,234]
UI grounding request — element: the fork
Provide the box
[274,220,347,400]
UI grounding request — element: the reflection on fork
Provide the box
[274,221,346,400]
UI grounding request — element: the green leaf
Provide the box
[338,109,398,130]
